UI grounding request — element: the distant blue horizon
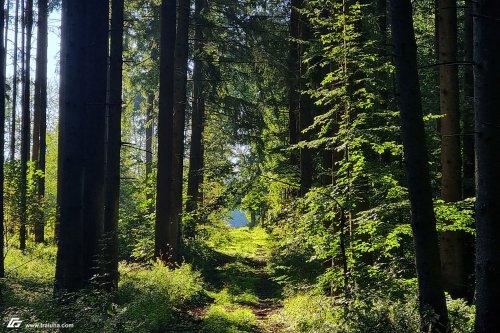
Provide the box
[228,209,249,228]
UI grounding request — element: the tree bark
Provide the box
[10,0,19,161]
[19,0,32,251]
[186,0,207,214]
[33,0,48,244]
[437,0,466,299]
[473,1,500,331]
[145,93,154,213]
[390,0,449,331]
[81,0,109,282]
[0,0,6,279]
[54,0,87,292]
[462,3,474,199]
[155,0,177,264]
[171,0,191,242]
[103,0,124,290]
[298,1,313,196]
[3,1,8,69]
[288,0,300,169]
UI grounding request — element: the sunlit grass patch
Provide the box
[209,227,270,261]
[201,304,257,333]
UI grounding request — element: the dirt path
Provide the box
[170,227,284,333]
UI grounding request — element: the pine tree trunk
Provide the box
[288,0,300,169]
[82,0,109,281]
[298,2,313,195]
[33,0,47,244]
[3,1,9,82]
[103,0,124,290]
[390,0,449,331]
[0,0,6,279]
[145,93,154,213]
[55,0,87,292]
[19,0,32,251]
[10,0,19,161]
[171,0,191,241]
[155,0,177,264]
[462,3,474,198]
[437,0,466,299]
[473,1,500,331]
[186,0,207,214]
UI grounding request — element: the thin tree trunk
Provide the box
[19,0,32,251]
[103,0,124,290]
[171,0,190,242]
[390,0,449,331]
[462,2,474,198]
[186,0,207,214]
[288,0,300,169]
[10,0,18,161]
[155,0,177,264]
[145,93,154,213]
[437,0,466,299]
[473,1,500,331]
[3,0,9,80]
[54,0,87,292]
[82,0,109,282]
[0,0,6,279]
[298,1,313,195]
[33,0,47,244]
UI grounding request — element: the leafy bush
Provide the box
[274,290,474,333]
[114,262,205,332]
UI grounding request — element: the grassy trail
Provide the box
[176,227,284,333]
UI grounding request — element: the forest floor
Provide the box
[169,227,285,333]
[0,227,285,333]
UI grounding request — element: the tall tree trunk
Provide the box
[462,3,474,198]
[473,1,500,331]
[54,0,87,292]
[298,1,313,195]
[3,0,9,80]
[10,0,18,161]
[288,0,300,169]
[437,0,466,299]
[19,0,32,251]
[155,0,177,264]
[390,0,449,331]
[103,0,124,290]
[460,0,476,302]
[186,0,207,214]
[33,0,47,244]
[171,0,190,242]
[145,93,154,213]
[55,0,109,292]
[0,0,6,279]
[82,0,109,282]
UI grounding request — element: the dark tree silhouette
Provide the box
[390,0,449,331]
[155,0,177,264]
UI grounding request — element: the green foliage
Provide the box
[1,246,205,333]
[114,263,205,332]
[275,290,474,333]
[201,305,256,333]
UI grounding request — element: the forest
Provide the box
[0,0,498,332]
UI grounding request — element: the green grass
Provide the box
[208,227,270,261]
[0,226,282,333]
[1,244,206,333]
[202,305,257,333]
